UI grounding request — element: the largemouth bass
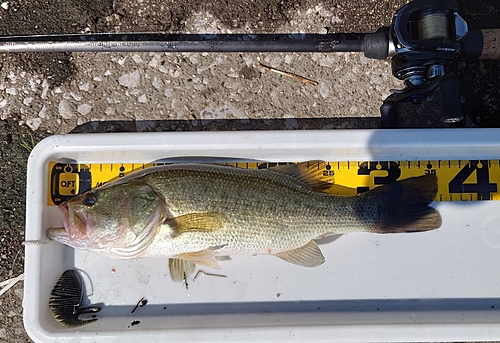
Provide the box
[47,162,441,280]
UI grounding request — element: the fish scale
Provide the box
[145,166,340,256]
[137,164,432,256]
[48,162,441,273]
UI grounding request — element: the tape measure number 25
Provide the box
[47,159,500,206]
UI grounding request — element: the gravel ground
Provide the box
[0,0,499,342]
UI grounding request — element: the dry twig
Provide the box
[257,63,318,85]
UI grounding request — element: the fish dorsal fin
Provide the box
[276,240,325,267]
[268,161,333,191]
[175,249,221,269]
[165,212,226,237]
[168,258,196,282]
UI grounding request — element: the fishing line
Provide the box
[418,12,450,40]
[22,239,53,246]
[1,241,54,307]
[0,273,24,297]
[0,247,25,318]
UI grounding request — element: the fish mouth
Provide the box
[46,203,71,242]
[57,202,90,241]
[58,203,70,233]
[46,227,68,241]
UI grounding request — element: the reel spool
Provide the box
[418,10,451,41]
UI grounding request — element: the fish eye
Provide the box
[83,192,97,206]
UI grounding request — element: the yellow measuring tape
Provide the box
[47,160,500,206]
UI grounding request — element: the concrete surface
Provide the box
[0,0,499,342]
[0,10,404,134]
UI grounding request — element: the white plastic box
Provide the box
[24,129,500,342]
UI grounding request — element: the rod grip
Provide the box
[480,29,500,59]
[380,102,397,128]
[440,77,463,123]
[364,32,389,60]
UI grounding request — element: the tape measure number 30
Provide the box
[47,159,500,206]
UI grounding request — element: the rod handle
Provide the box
[380,102,397,128]
[480,29,500,59]
[440,77,463,123]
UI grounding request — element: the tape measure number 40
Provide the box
[47,159,500,206]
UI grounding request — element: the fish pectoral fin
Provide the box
[268,161,333,192]
[175,249,221,269]
[165,212,226,237]
[276,240,325,268]
[168,258,196,282]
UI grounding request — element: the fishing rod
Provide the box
[0,0,498,127]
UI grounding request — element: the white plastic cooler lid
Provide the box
[23,129,500,342]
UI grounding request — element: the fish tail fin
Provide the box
[378,203,441,233]
[364,174,442,233]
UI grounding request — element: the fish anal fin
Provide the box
[268,161,333,192]
[168,258,196,282]
[165,212,226,237]
[175,249,221,269]
[276,240,325,268]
